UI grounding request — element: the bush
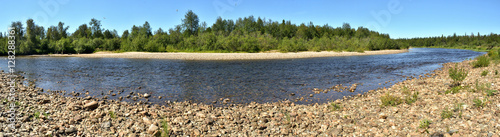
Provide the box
[448,64,468,86]
[472,55,490,68]
[495,70,498,75]
[380,92,402,107]
[481,70,488,76]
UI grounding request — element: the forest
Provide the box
[396,33,500,51]
[0,10,497,55]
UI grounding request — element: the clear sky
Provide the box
[2,0,499,38]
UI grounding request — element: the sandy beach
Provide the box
[37,49,409,60]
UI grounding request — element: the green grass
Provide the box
[472,55,490,68]
[445,86,462,94]
[330,103,342,111]
[418,119,432,129]
[34,111,41,119]
[453,102,464,118]
[380,92,402,107]
[109,111,116,119]
[441,108,453,119]
[481,70,488,76]
[448,64,468,86]
[404,91,419,104]
[473,98,486,108]
[473,79,490,93]
[486,90,497,96]
[160,118,170,137]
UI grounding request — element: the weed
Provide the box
[330,103,342,111]
[404,91,419,104]
[380,92,402,107]
[34,111,41,119]
[161,118,170,137]
[109,111,116,119]
[496,70,498,75]
[486,90,497,96]
[481,70,488,76]
[473,98,486,108]
[441,108,453,119]
[445,86,462,94]
[472,55,490,68]
[448,64,468,86]
[419,119,432,129]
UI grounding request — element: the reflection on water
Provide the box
[0,48,484,104]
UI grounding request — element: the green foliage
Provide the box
[473,79,490,92]
[161,118,170,137]
[445,86,462,94]
[448,64,468,86]
[495,70,498,75]
[418,119,432,129]
[486,90,497,96]
[472,98,486,108]
[34,111,41,119]
[404,92,419,104]
[473,55,490,68]
[380,92,402,107]
[109,111,116,119]
[330,103,342,111]
[441,108,453,119]
[481,70,488,76]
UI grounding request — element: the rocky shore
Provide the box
[0,58,499,136]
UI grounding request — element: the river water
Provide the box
[0,48,485,105]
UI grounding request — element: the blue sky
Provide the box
[2,0,499,38]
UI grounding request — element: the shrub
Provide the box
[161,118,170,137]
[380,92,402,107]
[472,55,490,68]
[448,64,468,86]
[404,92,419,104]
[495,70,498,75]
[481,70,488,76]
[441,108,453,119]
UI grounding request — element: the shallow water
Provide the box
[0,48,485,105]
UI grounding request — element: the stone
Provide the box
[84,101,99,110]
[65,127,77,134]
[144,93,151,98]
[147,124,159,134]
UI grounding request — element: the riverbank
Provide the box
[34,49,408,60]
[0,56,499,136]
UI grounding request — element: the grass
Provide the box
[34,111,41,119]
[486,90,497,96]
[404,91,419,104]
[160,118,170,137]
[418,119,432,129]
[109,111,116,119]
[448,64,468,86]
[473,79,490,93]
[380,92,402,107]
[330,103,342,111]
[472,98,486,108]
[495,70,498,75]
[453,102,464,118]
[441,108,453,119]
[472,55,490,68]
[445,86,462,94]
[481,70,488,76]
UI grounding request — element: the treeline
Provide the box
[0,10,408,55]
[396,33,500,50]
